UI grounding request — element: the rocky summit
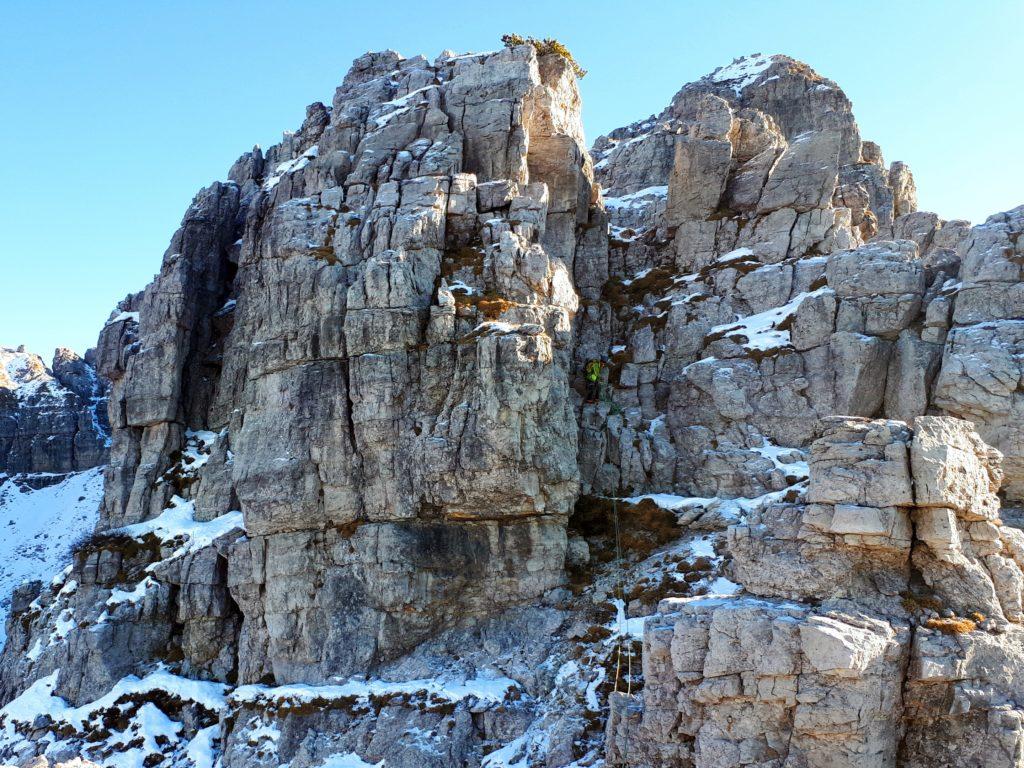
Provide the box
[0,45,1022,768]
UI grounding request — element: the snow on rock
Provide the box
[106,576,157,607]
[0,347,51,391]
[320,753,385,768]
[117,496,243,567]
[625,485,805,523]
[151,429,223,495]
[707,576,742,595]
[706,53,780,94]
[470,320,524,336]
[263,145,318,190]
[620,267,652,286]
[481,734,530,768]
[0,667,229,767]
[67,668,228,725]
[602,185,668,210]
[0,345,109,474]
[0,468,103,646]
[715,246,755,264]
[592,122,658,170]
[181,429,220,474]
[751,439,809,479]
[609,598,646,640]
[232,672,518,708]
[105,310,140,325]
[706,287,830,352]
[185,725,220,768]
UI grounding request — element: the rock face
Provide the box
[89,44,594,688]
[587,52,1024,504]
[1,49,1023,768]
[610,416,1024,768]
[2,44,601,768]
[0,346,108,481]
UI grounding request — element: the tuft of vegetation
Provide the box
[926,616,977,635]
[569,495,681,561]
[72,529,140,556]
[501,34,587,79]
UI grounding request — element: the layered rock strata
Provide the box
[610,416,1024,767]
[0,346,108,482]
[586,53,1024,504]
[5,43,599,706]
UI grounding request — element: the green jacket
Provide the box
[585,360,602,382]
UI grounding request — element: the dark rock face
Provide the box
[0,345,109,481]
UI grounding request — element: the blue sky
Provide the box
[2,0,1021,358]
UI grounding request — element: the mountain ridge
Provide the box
[0,44,1022,768]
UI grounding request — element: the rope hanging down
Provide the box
[611,496,632,695]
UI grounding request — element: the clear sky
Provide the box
[2,0,1021,359]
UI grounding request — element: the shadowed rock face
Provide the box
[2,49,1024,768]
[0,346,108,481]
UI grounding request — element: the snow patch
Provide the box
[708,53,779,94]
[107,576,157,607]
[185,725,219,768]
[609,598,646,640]
[625,485,804,523]
[603,185,668,210]
[445,279,477,295]
[707,287,831,352]
[0,668,229,767]
[482,734,530,768]
[117,496,243,567]
[320,753,385,768]
[715,246,755,264]
[752,440,809,480]
[621,267,652,286]
[0,468,103,647]
[263,144,318,190]
[232,673,517,708]
[106,310,140,325]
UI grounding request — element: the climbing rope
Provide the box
[610,493,635,766]
[611,495,632,695]
[600,380,623,416]
[612,495,623,693]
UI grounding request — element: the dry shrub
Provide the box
[501,34,587,78]
[926,616,977,635]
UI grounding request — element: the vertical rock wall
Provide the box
[0,346,108,481]
[586,53,1024,503]
[84,44,602,687]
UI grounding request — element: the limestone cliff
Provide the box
[0,48,1022,768]
[0,346,108,482]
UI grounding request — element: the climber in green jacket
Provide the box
[584,358,603,404]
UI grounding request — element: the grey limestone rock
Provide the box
[3,48,1024,768]
[0,346,108,481]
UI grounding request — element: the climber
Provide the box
[584,357,603,404]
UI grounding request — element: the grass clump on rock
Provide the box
[925,616,977,634]
[501,34,587,78]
